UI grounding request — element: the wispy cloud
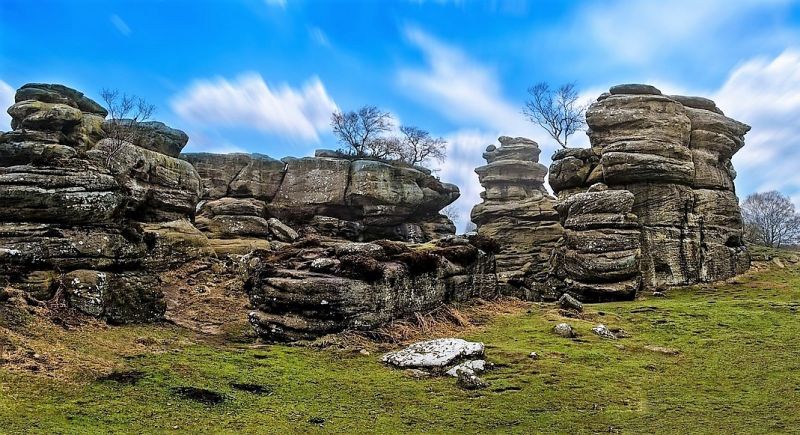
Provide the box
[170,73,337,142]
[0,80,14,130]
[714,48,800,206]
[397,26,528,134]
[265,0,287,8]
[308,26,331,47]
[110,14,131,36]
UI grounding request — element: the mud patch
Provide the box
[172,386,226,405]
[98,370,145,385]
[231,383,271,395]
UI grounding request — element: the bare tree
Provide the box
[741,191,800,248]
[523,82,586,148]
[397,126,446,166]
[331,105,394,157]
[100,88,155,165]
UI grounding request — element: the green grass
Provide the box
[1,262,799,434]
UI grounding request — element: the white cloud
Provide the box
[570,0,794,66]
[713,49,800,205]
[397,26,530,134]
[309,27,330,47]
[0,80,14,130]
[110,14,131,36]
[265,0,287,8]
[170,73,337,142]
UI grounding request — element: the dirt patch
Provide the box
[98,370,145,385]
[172,386,226,405]
[230,382,271,394]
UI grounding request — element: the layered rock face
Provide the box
[182,151,459,245]
[550,186,642,301]
[0,83,207,323]
[471,137,562,298]
[549,84,750,295]
[245,235,497,341]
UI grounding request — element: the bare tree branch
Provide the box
[100,88,155,166]
[741,191,800,248]
[522,82,587,148]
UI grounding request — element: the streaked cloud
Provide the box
[309,26,331,47]
[170,73,337,141]
[110,14,131,36]
[0,80,14,130]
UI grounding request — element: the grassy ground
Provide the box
[1,252,799,434]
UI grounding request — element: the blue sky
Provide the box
[1,0,799,229]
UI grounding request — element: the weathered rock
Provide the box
[553,323,575,338]
[549,84,750,296]
[267,218,298,242]
[471,137,562,298]
[381,339,485,368]
[64,270,165,324]
[246,240,497,341]
[558,293,583,312]
[103,120,189,157]
[17,83,108,116]
[591,324,617,339]
[184,152,458,242]
[445,359,487,377]
[455,369,488,390]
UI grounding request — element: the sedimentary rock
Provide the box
[245,236,497,341]
[549,84,750,296]
[471,136,562,298]
[182,152,460,243]
[382,339,485,368]
[0,83,202,323]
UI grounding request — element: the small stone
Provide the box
[455,368,488,390]
[553,323,575,338]
[772,258,786,269]
[445,360,486,377]
[558,293,583,312]
[644,345,680,355]
[358,349,370,356]
[404,369,430,379]
[528,352,539,360]
[592,324,617,339]
[652,291,666,297]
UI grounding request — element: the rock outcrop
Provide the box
[549,84,750,296]
[245,235,497,341]
[0,83,206,323]
[471,136,562,298]
[182,152,460,245]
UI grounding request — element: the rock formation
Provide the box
[549,84,750,297]
[0,83,208,323]
[182,150,460,245]
[470,136,562,298]
[245,235,497,341]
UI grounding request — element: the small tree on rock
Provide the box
[397,126,446,166]
[741,191,800,248]
[331,106,394,157]
[100,88,155,165]
[523,82,586,148]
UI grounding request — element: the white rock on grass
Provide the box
[445,360,486,377]
[381,338,484,368]
[592,324,617,339]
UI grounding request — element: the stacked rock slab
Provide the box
[245,235,497,341]
[551,187,642,301]
[0,83,207,323]
[471,137,562,298]
[182,150,460,245]
[549,84,750,294]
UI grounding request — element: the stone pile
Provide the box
[549,84,750,294]
[182,150,460,245]
[470,136,562,298]
[0,83,208,323]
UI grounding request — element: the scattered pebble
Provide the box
[553,323,575,338]
[528,352,539,360]
[592,324,617,339]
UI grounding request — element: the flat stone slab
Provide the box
[381,338,484,368]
